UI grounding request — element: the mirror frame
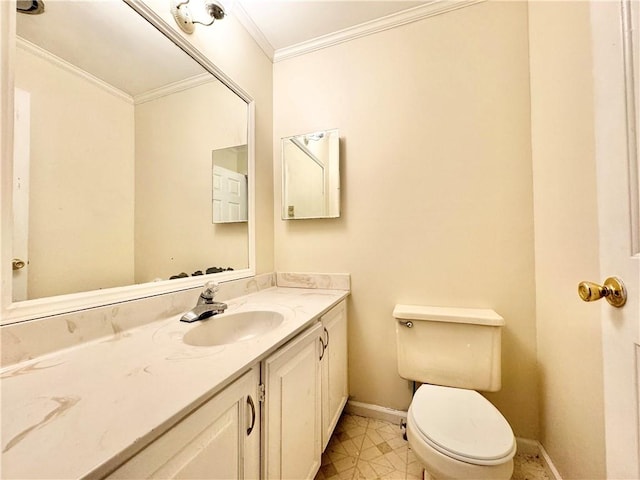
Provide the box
[0,0,256,324]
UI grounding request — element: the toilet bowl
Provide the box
[406,384,515,479]
[392,305,516,480]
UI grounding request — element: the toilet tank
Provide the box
[393,305,505,392]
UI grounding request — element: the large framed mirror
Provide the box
[281,129,340,220]
[1,0,255,323]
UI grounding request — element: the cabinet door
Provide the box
[321,300,349,450]
[264,322,323,480]
[107,366,260,480]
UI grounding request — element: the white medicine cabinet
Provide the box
[281,129,341,220]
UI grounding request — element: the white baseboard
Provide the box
[345,400,562,480]
[345,400,407,424]
[515,438,562,480]
[538,442,563,480]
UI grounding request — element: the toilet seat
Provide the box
[409,384,516,466]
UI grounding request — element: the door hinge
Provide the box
[258,383,265,403]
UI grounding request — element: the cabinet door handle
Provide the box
[319,338,326,361]
[323,327,329,348]
[247,395,256,436]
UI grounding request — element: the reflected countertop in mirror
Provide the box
[4,0,255,322]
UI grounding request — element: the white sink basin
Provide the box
[182,310,285,347]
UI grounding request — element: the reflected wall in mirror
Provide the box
[11,1,251,303]
[281,129,340,220]
[212,144,248,223]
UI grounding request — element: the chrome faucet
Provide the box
[180,281,228,323]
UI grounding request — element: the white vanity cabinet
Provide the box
[263,300,348,479]
[107,366,260,480]
[263,322,324,480]
[320,300,349,450]
[106,300,348,480]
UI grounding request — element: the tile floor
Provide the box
[315,413,550,480]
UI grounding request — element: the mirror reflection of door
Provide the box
[212,144,248,223]
[12,88,30,302]
[213,166,247,223]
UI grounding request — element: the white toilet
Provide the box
[393,305,516,480]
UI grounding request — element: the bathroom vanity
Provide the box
[0,281,349,479]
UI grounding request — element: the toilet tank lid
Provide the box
[393,305,504,326]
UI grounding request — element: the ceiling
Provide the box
[236,1,427,50]
[16,1,207,98]
[233,0,480,61]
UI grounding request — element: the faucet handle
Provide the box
[201,281,219,301]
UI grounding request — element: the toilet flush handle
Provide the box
[398,320,413,328]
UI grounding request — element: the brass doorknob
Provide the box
[578,277,627,307]
[12,258,26,271]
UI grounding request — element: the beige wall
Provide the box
[135,82,249,282]
[15,46,135,298]
[274,1,538,439]
[145,0,274,276]
[528,2,606,477]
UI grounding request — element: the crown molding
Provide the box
[232,2,275,61]
[16,37,133,104]
[273,0,486,63]
[16,37,216,106]
[132,73,216,104]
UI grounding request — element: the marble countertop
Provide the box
[1,286,349,479]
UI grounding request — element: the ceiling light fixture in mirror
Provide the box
[171,0,231,34]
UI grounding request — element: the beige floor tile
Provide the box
[512,453,550,480]
[378,471,407,480]
[367,419,393,430]
[384,451,408,472]
[360,445,386,462]
[342,436,366,456]
[337,468,356,479]
[369,459,398,477]
[334,455,359,473]
[342,426,368,439]
[342,415,369,430]
[368,454,395,471]
[378,423,403,436]
[393,444,409,457]
[320,413,549,480]
[327,451,350,465]
[386,436,407,451]
[364,429,386,445]
[360,436,377,451]
[353,460,378,479]
[378,430,401,442]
